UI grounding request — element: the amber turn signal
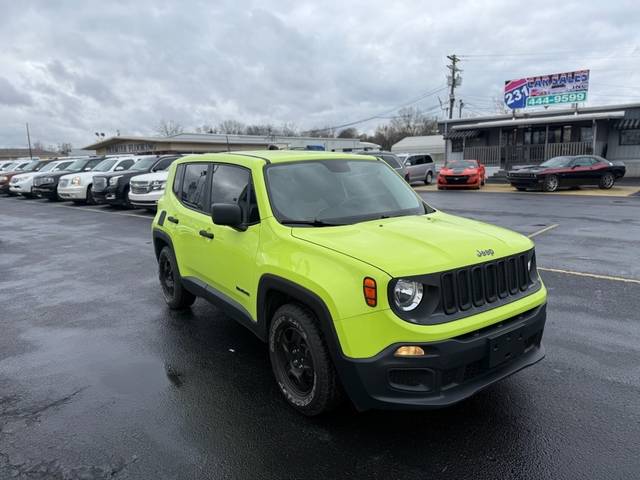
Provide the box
[363,277,377,307]
[394,346,426,357]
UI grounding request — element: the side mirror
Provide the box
[211,203,244,229]
[115,166,124,171]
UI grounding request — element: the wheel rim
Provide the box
[603,174,614,188]
[160,256,175,296]
[275,322,315,396]
[427,173,432,183]
[547,176,558,190]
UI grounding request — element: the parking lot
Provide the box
[1,191,639,479]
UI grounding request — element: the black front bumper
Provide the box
[508,176,542,188]
[98,186,127,206]
[32,185,58,199]
[337,303,546,411]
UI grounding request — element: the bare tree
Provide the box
[33,141,45,151]
[155,119,184,137]
[57,142,73,154]
[337,127,359,139]
[216,120,246,135]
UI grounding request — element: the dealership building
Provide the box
[84,133,379,156]
[438,102,640,177]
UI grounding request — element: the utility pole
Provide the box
[446,54,462,120]
[25,123,33,160]
[458,100,464,119]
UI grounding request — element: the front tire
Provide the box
[543,175,559,192]
[158,246,196,310]
[269,304,342,416]
[599,172,615,189]
[86,185,96,205]
[425,171,433,185]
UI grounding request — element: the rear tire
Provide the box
[599,172,615,189]
[543,175,559,192]
[515,187,527,192]
[158,246,196,310]
[269,303,342,416]
[425,171,433,185]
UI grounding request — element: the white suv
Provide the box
[128,170,170,210]
[58,156,137,204]
[9,159,74,197]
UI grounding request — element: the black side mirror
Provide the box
[211,203,244,230]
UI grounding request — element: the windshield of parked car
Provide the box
[39,162,60,172]
[92,159,118,172]
[1,162,15,171]
[540,156,572,168]
[66,159,89,171]
[446,161,477,169]
[265,159,427,226]
[21,160,41,172]
[129,157,157,171]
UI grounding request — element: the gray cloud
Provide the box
[1,0,639,148]
[0,77,33,107]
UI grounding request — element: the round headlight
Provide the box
[393,279,424,311]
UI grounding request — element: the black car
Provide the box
[32,157,105,200]
[507,155,626,192]
[91,155,181,207]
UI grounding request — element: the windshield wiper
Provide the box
[281,218,343,227]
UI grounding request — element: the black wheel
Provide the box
[158,246,196,310]
[542,175,559,192]
[269,304,342,416]
[515,187,527,192]
[86,185,96,205]
[425,171,433,185]
[599,172,615,189]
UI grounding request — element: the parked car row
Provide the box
[0,154,180,210]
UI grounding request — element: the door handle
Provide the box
[167,216,179,224]
[199,230,214,239]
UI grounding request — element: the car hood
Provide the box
[441,167,478,175]
[35,170,74,179]
[510,165,550,174]
[12,172,39,181]
[290,211,533,277]
[130,171,168,182]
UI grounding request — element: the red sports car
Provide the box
[437,160,486,190]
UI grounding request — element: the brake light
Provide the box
[363,277,377,307]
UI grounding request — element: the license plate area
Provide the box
[488,326,525,368]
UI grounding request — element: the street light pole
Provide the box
[26,123,33,160]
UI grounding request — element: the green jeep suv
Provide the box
[151,151,547,415]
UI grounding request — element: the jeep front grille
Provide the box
[440,253,531,316]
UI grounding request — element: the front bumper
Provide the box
[508,176,542,188]
[337,303,546,410]
[438,175,480,188]
[129,190,163,208]
[58,185,87,200]
[9,183,31,194]
[32,185,58,199]
[102,185,126,206]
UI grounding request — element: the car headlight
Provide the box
[393,279,424,311]
[71,176,81,186]
[109,176,122,186]
[150,180,166,191]
[0,175,7,182]
[43,177,54,184]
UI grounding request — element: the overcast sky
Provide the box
[1,0,639,149]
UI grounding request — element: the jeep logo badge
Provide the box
[476,249,495,257]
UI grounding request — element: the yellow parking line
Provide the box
[538,267,640,285]
[528,224,559,238]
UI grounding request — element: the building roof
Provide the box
[83,132,369,151]
[438,101,640,128]
[451,111,625,130]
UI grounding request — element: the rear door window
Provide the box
[180,163,209,213]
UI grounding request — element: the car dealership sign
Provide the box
[504,69,589,109]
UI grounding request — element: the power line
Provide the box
[301,85,446,133]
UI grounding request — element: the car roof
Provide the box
[176,150,379,167]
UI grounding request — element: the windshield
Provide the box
[21,160,41,172]
[66,159,89,171]
[92,159,118,172]
[265,160,426,225]
[53,161,73,171]
[39,162,60,172]
[446,161,477,169]
[130,157,157,171]
[540,156,572,168]
[1,162,15,171]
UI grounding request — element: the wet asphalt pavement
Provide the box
[0,192,639,479]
